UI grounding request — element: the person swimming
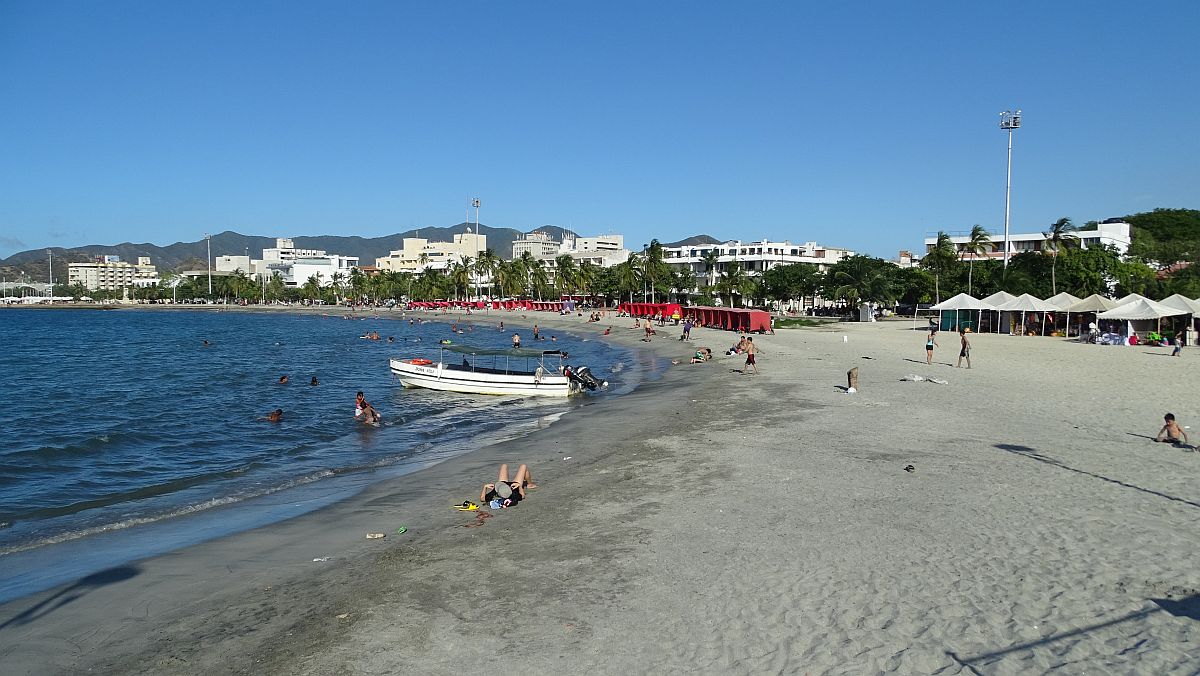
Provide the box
[310,376,319,386]
[266,408,283,423]
[278,375,289,384]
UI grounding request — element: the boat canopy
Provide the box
[442,344,564,358]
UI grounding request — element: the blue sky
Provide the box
[1,1,1197,259]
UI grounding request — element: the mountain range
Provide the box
[0,224,722,281]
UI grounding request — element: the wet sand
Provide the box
[2,311,1198,674]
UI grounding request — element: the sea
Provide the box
[0,308,654,603]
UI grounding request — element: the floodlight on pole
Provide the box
[999,109,1021,268]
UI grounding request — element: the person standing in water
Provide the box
[925,331,938,366]
[355,391,380,424]
[956,328,971,368]
[512,333,521,348]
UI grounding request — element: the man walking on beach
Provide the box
[682,318,693,341]
[744,337,761,375]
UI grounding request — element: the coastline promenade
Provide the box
[2,308,1198,674]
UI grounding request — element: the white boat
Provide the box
[389,345,606,397]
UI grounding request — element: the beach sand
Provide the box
[2,309,1198,674]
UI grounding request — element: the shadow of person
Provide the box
[0,565,141,632]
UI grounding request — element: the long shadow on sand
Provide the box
[994,444,1200,510]
[0,564,140,632]
[947,594,1200,674]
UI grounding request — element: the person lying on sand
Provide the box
[480,463,536,509]
[1155,413,1188,445]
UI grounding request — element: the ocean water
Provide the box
[0,308,650,602]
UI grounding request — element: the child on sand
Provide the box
[1155,413,1188,445]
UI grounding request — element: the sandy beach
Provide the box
[2,308,1198,675]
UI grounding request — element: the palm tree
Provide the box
[554,254,578,298]
[302,274,322,301]
[449,260,471,300]
[617,257,642,303]
[962,225,992,296]
[718,258,751,307]
[1044,217,1079,295]
[700,249,721,290]
[830,257,896,311]
[577,261,598,301]
[529,260,550,301]
[330,271,346,303]
[645,239,666,301]
[920,231,958,303]
[474,248,500,298]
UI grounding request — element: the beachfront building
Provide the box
[215,255,252,274]
[287,254,360,288]
[511,231,561,259]
[68,256,159,291]
[662,240,854,281]
[375,233,487,273]
[924,220,1132,259]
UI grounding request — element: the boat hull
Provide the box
[389,358,575,397]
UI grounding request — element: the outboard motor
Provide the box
[567,365,607,391]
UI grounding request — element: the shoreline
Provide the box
[4,316,1197,674]
[0,306,674,596]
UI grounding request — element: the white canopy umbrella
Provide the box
[1097,298,1185,320]
[1097,298,1186,338]
[1158,293,1200,315]
[930,293,995,333]
[1045,291,1082,310]
[1066,294,1122,313]
[996,293,1059,336]
[1065,294,1122,338]
[1117,293,1148,305]
[979,291,1018,333]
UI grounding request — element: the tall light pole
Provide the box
[999,109,1021,268]
[472,197,481,300]
[205,233,213,295]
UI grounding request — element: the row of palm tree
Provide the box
[924,218,1080,301]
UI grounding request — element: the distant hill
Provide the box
[0,223,585,280]
[662,235,722,247]
[0,225,726,281]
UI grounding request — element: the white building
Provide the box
[511,231,561,259]
[375,233,487,272]
[288,255,360,288]
[662,239,854,283]
[215,255,252,274]
[68,256,159,291]
[923,220,1132,259]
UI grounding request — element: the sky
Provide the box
[1,1,1197,259]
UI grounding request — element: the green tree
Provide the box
[700,249,721,290]
[554,254,578,297]
[962,225,992,296]
[302,274,322,301]
[761,262,822,304]
[1044,217,1079,295]
[825,256,898,312]
[474,248,501,298]
[717,258,754,307]
[920,231,960,303]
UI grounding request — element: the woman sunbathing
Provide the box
[480,463,536,508]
